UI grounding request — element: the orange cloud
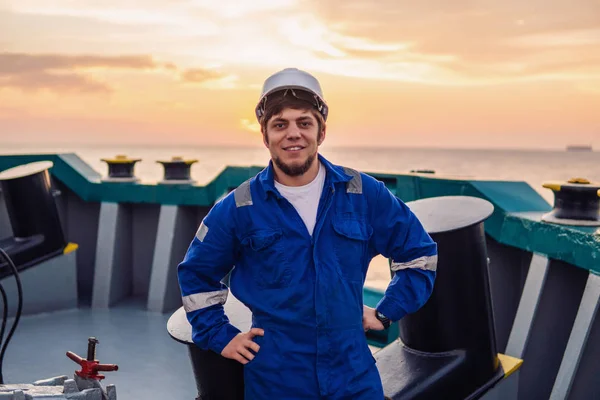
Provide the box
[1,71,111,93]
[307,1,600,84]
[0,53,162,73]
[180,68,225,83]
[240,118,261,134]
[0,53,165,93]
[0,52,235,93]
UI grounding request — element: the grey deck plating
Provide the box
[3,299,197,399]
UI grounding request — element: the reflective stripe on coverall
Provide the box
[178,154,438,399]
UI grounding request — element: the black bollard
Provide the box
[0,161,67,276]
[541,177,600,226]
[167,294,252,399]
[100,154,141,182]
[157,156,198,184]
[376,195,503,400]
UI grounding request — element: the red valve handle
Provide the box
[66,338,119,381]
[66,351,119,380]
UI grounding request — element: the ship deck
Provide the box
[3,298,198,399]
[4,298,385,399]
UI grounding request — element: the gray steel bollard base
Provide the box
[0,374,116,399]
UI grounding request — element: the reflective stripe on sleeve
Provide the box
[196,221,208,242]
[391,255,438,272]
[182,289,228,313]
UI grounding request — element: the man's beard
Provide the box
[274,151,316,177]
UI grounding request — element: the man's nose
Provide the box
[285,126,301,139]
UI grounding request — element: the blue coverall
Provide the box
[178,154,438,399]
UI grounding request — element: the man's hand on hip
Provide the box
[363,305,385,332]
[221,328,264,364]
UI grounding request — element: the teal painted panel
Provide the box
[59,153,103,181]
[470,180,551,213]
[393,175,419,202]
[500,212,600,275]
[418,178,470,199]
[0,154,264,206]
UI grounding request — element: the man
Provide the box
[177,67,438,399]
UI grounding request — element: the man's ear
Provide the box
[262,129,269,147]
[317,125,326,146]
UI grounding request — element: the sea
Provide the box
[3,143,599,289]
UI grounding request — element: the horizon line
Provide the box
[1,142,595,153]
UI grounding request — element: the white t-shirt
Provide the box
[274,162,326,236]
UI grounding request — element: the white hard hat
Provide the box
[255,68,328,122]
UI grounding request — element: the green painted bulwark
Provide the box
[369,172,599,275]
[0,153,264,206]
[500,212,599,274]
[1,153,598,274]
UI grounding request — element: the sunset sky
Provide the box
[1,0,599,149]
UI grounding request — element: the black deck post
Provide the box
[0,161,67,274]
[376,195,503,400]
[167,296,252,399]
